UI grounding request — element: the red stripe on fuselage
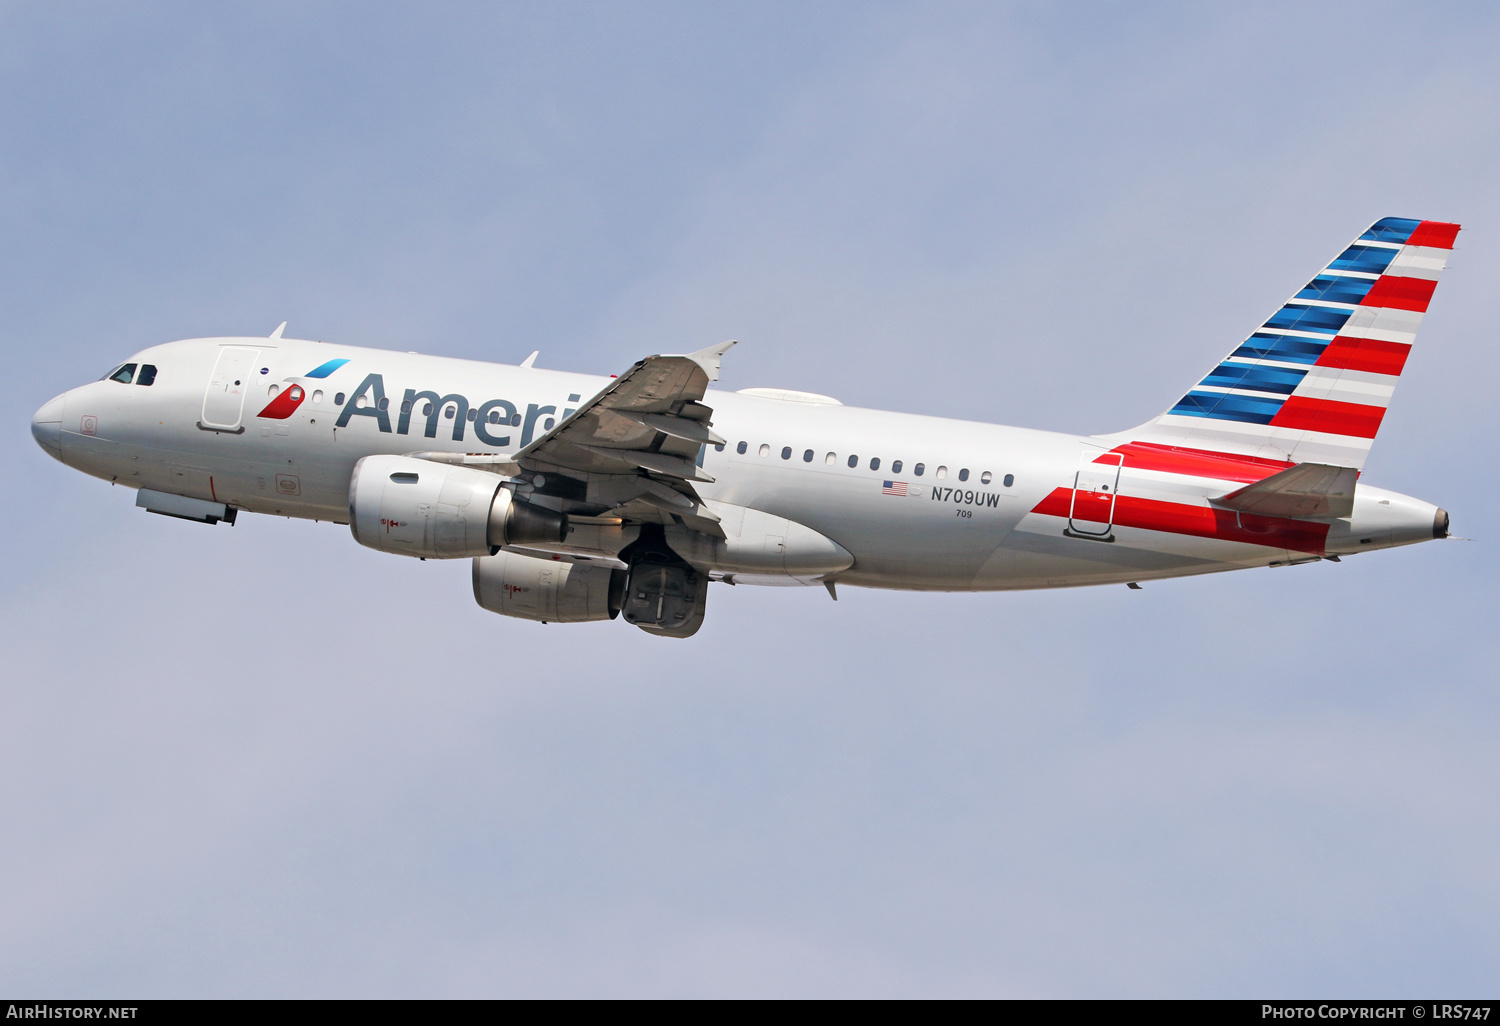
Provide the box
[1405,220,1461,249]
[1314,336,1411,376]
[1360,275,1435,313]
[1104,441,1293,484]
[1031,487,1329,555]
[1268,396,1385,438]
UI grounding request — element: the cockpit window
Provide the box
[109,363,137,384]
[136,364,157,386]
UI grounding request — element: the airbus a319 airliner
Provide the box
[32,218,1457,637]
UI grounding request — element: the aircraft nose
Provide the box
[32,393,65,458]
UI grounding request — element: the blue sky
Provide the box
[5,1,1499,996]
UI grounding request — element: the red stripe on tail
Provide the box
[1269,396,1386,438]
[1405,221,1461,249]
[1361,275,1436,313]
[1314,336,1412,376]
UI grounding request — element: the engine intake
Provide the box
[349,454,566,559]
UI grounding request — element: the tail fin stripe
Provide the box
[1360,218,1423,243]
[1199,363,1307,394]
[1233,333,1330,364]
[1298,367,1396,404]
[1169,391,1283,424]
[1339,306,1422,344]
[1263,305,1353,334]
[1268,396,1385,438]
[1313,337,1411,376]
[1329,245,1401,274]
[1386,247,1449,280]
[1295,275,1377,304]
[1360,275,1437,313]
[1407,221,1461,249]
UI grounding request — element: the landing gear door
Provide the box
[200,346,261,432]
[1068,451,1123,538]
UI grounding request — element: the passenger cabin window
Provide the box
[980,471,992,484]
[958,468,969,482]
[847,455,858,468]
[914,463,925,476]
[109,364,137,384]
[935,466,948,479]
[802,449,814,463]
[335,392,346,405]
[488,410,502,424]
[759,444,771,457]
[825,452,836,465]
[444,405,456,419]
[268,384,280,398]
[401,399,412,414]
[312,390,323,404]
[737,441,747,454]
[891,460,901,473]
[714,443,725,452]
[136,364,157,386]
[870,457,880,471]
[467,408,477,421]
[380,397,390,411]
[781,446,792,460]
[1003,474,1014,487]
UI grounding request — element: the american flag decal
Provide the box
[882,480,908,496]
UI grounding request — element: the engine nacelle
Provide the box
[349,454,566,559]
[473,550,626,623]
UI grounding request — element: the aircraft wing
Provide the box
[508,340,737,537]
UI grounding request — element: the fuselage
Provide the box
[32,336,1447,591]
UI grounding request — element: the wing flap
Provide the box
[507,341,736,535]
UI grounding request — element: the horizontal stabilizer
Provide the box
[1211,462,1357,519]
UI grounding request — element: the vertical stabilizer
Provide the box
[1110,218,1459,469]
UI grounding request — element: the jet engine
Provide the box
[472,550,626,623]
[349,454,566,559]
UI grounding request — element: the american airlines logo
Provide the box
[304,372,576,450]
[254,358,349,420]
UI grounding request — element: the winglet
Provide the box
[270,321,287,339]
[684,340,737,382]
[520,351,539,368]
